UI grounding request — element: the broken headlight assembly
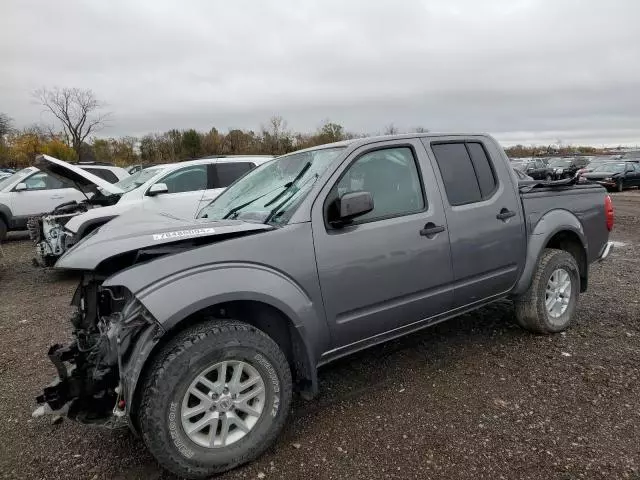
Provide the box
[33,277,165,427]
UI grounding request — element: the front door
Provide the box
[312,140,454,348]
[143,164,208,219]
[10,171,84,217]
[425,138,526,308]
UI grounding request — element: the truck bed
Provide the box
[520,183,610,264]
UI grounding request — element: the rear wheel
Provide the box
[545,174,553,181]
[514,249,580,334]
[138,320,292,479]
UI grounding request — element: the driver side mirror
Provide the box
[14,182,27,192]
[329,191,374,227]
[147,183,169,196]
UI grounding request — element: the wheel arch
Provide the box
[513,209,588,296]
[127,298,317,433]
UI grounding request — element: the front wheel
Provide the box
[617,180,624,192]
[514,249,580,334]
[138,320,293,479]
[545,174,553,181]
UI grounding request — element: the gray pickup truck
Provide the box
[34,133,614,478]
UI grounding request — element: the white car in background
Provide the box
[30,155,273,265]
[0,160,129,241]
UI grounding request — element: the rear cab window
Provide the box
[430,141,498,206]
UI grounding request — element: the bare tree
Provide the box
[33,87,110,158]
[0,112,13,139]
[384,123,399,135]
[412,126,430,133]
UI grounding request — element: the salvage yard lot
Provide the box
[1,192,639,480]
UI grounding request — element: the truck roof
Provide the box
[292,132,493,155]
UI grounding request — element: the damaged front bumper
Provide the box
[33,277,165,428]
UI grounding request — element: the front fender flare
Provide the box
[512,209,587,296]
[105,262,326,411]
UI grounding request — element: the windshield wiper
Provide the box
[263,162,311,208]
[219,162,312,221]
[222,189,275,220]
[263,171,318,225]
[220,180,296,220]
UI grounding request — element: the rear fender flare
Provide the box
[512,209,587,296]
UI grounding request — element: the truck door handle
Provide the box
[496,208,516,221]
[50,195,64,200]
[419,223,445,237]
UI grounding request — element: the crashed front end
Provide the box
[29,213,80,266]
[34,275,165,428]
[28,198,118,267]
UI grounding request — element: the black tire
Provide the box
[138,320,292,479]
[545,174,553,181]
[514,248,580,334]
[616,180,624,192]
[0,217,6,242]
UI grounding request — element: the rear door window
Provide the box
[430,143,481,205]
[211,162,255,188]
[430,141,498,206]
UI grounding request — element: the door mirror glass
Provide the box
[14,182,27,192]
[330,191,374,227]
[147,182,169,196]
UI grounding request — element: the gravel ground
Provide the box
[0,191,639,480]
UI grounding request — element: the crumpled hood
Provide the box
[35,154,123,196]
[55,208,274,270]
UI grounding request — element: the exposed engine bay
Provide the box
[34,274,165,427]
[28,194,120,266]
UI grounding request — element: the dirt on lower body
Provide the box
[0,192,638,480]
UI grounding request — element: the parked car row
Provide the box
[0,163,129,241]
[582,160,640,191]
[509,155,640,191]
[27,155,272,265]
[30,133,614,479]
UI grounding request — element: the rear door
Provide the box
[424,137,526,308]
[312,139,454,348]
[142,164,208,218]
[195,162,256,214]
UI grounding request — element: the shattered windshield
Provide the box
[0,168,34,191]
[198,147,345,224]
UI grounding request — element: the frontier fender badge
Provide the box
[152,228,215,241]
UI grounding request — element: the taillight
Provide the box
[605,195,614,231]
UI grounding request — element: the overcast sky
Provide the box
[2,0,640,146]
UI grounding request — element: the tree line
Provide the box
[0,87,621,169]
